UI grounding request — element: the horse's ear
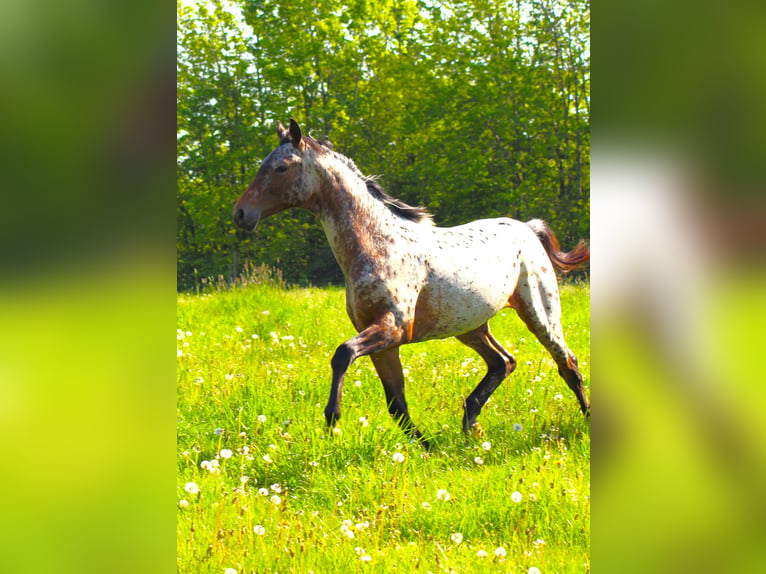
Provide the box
[277,121,289,142]
[289,118,303,149]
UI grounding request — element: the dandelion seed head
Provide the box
[529,568,541,574]
[436,489,451,501]
[513,423,523,432]
[258,488,269,496]
[477,549,488,558]
[392,452,405,463]
[360,554,371,562]
[450,532,463,545]
[481,441,491,451]
[270,495,281,505]
[254,525,265,536]
[257,414,267,424]
[263,454,272,463]
[184,482,199,495]
[220,449,232,459]
[474,456,484,465]
[225,569,237,574]
[214,427,224,436]
[495,546,507,558]
[178,499,189,508]
[511,491,522,503]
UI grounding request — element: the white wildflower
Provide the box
[450,532,463,545]
[436,489,451,501]
[481,441,491,451]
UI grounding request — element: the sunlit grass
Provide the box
[177,282,590,573]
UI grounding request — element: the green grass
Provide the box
[177,282,590,573]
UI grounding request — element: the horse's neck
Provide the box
[313,166,399,275]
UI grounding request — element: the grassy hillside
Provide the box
[177,282,590,573]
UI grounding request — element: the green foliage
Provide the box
[177,282,590,571]
[177,0,590,290]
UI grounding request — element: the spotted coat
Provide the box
[233,120,590,447]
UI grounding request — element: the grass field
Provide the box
[177,280,590,573]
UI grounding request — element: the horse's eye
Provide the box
[275,165,288,174]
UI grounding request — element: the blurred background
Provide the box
[0,0,764,571]
[593,0,766,571]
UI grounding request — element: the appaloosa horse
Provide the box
[234,119,590,449]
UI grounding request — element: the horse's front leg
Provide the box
[369,347,430,450]
[324,312,404,427]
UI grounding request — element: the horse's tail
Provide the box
[526,219,590,273]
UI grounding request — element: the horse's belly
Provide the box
[411,269,515,341]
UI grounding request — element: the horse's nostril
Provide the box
[235,208,244,224]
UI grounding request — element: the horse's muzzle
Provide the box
[233,206,259,232]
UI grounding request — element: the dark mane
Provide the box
[305,134,433,224]
[364,179,433,224]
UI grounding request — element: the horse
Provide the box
[233,119,590,449]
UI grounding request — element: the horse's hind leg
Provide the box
[510,272,590,415]
[457,323,517,433]
[369,347,430,449]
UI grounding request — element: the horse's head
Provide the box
[233,119,311,231]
